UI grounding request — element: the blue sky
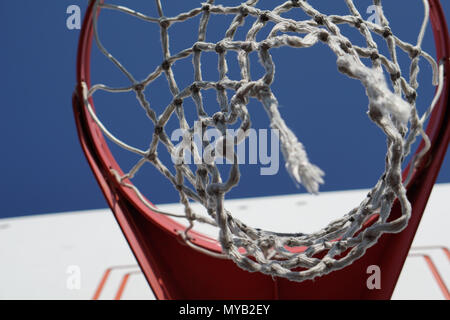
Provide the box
[1,1,449,218]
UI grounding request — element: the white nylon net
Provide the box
[82,0,444,281]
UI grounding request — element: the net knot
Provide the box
[154,125,163,135]
[161,59,172,70]
[146,152,157,162]
[223,241,233,251]
[254,83,271,97]
[390,71,401,82]
[368,106,383,123]
[213,112,225,124]
[215,42,226,54]
[382,191,396,203]
[191,83,200,93]
[241,41,254,52]
[197,168,207,177]
[287,23,297,32]
[259,41,271,51]
[206,184,221,196]
[259,11,270,23]
[409,46,421,59]
[354,17,364,29]
[159,18,170,29]
[382,26,393,38]
[291,0,300,7]
[193,42,202,52]
[197,188,206,198]
[239,4,249,17]
[363,231,377,243]
[370,51,380,61]
[174,98,183,106]
[387,172,401,188]
[334,241,343,251]
[406,91,417,103]
[133,83,145,92]
[322,257,335,269]
[314,14,325,25]
[318,31,329,42]
[339,41,352,54]
[201,3,211,12]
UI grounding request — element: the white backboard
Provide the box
[0,184,448,300]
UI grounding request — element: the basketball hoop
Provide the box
[73,0,449,299]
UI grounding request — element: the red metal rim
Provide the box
[74,0,450,298]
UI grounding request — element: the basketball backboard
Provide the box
[0,184,448,299]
